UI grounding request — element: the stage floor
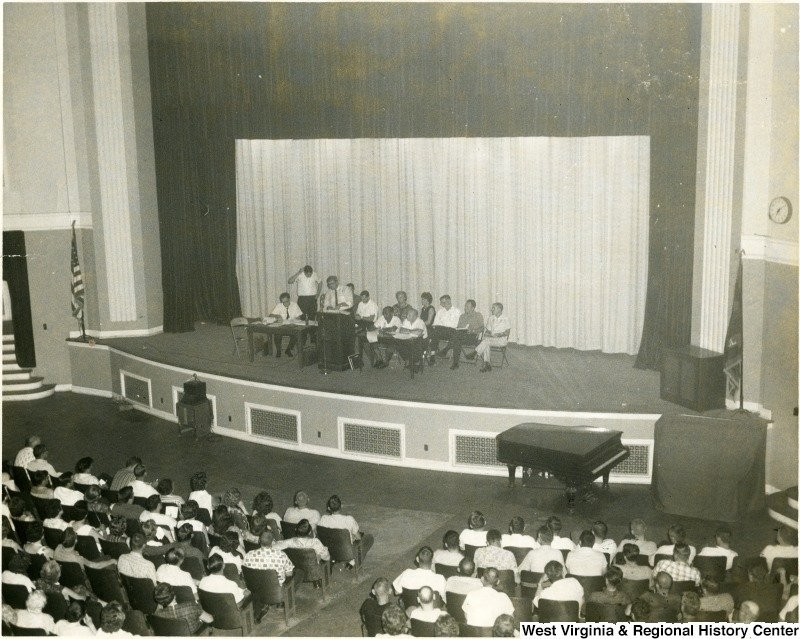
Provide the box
[100,322,688,414]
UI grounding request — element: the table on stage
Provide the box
[245,318,317,367]
[377,333,425,379]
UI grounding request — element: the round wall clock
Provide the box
[768,196,792,224]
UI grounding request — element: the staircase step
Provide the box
[767,490,799,530]
[2,362,25,372]
[3,370,32,381]
[3,334,14,343]
[2,353,17,362]
[788,487,798,510]
[3,343,15,353]
[3,376,44,392]
[2,384,55,402]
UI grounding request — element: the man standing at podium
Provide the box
[320,276,353,312]
[288,265,322,321]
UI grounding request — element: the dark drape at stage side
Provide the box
[146,3,701,344]
[2,231,36,368]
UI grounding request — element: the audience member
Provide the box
[462,567,515,627]
[26,444,59,478]
[473,528,517,576]
[284,490,321,528]
[53,473,84,506]
[734,561,780,621]
[2,553,35,592]
[152,582,210,634]
[73,457,102,486]
[592,520,617,555]
[587,565,631,607]
[117,532,157,584]
[518,526,565,573]
[110,456,142,491]
[1,519,22,553]
[619,544,653,581]
[188,471,214,515]
[23,521,54,559]
[679,591,702,622]
[760,525,798,571]
[652,525,696,566]
[533,560,584,611]
[199,554,249,604]
[492,613,516,637]
[8,495,36,522]
[697,526,738,571]
[735,600,760,623]
[252,491,282,528]
[139,494,177,535]
[243,530,294,588]
[699,573,735,617]
[156,478,185,507]
[318,494,374,560]
[110,486,144,520]
[85,484,110,514]
[635,572,681,621]
[35,559,86,601]
[459,510,488,549]
[14,435,41,468]
[53,600,95,636]
[629,598,651,622]
[445,557,482,597]
[377,604,411,638]
[393,546,447,601]
[275,518,330,562]
[617,519,657,557]
[156,547,197,594]
[653,542,701,586]
[176,500,207,534]
[546,517,575,551]
[361,577,395,636]
[29,470,55,498]
[502,516,538,550]
[432,530,464,570]
[129,464,157,499]
[434,613,460,637]
[565,530,607,577]
[12,590,55,635]
[408,585,446,622]
[95,601,134,638]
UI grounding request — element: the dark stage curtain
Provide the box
[2,231,36,368]
[146,3,701,360]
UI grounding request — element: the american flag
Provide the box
[71,221,85,320]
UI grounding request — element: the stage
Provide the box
[66,322,694,484]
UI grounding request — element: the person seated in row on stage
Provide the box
[346,283,357,315]
[652,524,696,566]
[565,530,607,577]
[266,292,303,357]
[288,264,322,320]
[371,306,402,369]
[320,275,353,311]
[396,308,427,371]
[617,518,657,558]
[697,526,738,571]
[355,290,379,325]
[419,292,436,330]
[441,299,484,370]
[472,302,510,373]
[392,290,414,321]
[428,295,460,363]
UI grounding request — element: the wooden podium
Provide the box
[660,345,725,412]
[317,312,355,372]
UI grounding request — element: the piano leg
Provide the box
[506,465,517,488]
[566,487,577,513]
[601,470,611,490]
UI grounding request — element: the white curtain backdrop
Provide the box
[236,137,649,354]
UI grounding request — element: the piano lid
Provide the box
[496,423,624,458]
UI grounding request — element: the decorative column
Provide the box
[691,4,745,352]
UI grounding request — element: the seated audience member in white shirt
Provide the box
[445,557,483,596]
[652,524,697,566]
[433,530,464,570]
[53,473,85,506]
[267,292,304,358]
[761,525,798,571]
[283,490,321,529]
[318,494,374,560]
[73,457,102,486]
[697,526,739,571]
[155,547,197,594]
[566,530,608,577]
[26,444,59,479]
[429,295,461,364]
[473,302,511,373]
[617,518,658,558]
[533,560,585,611]
[518,526,566,574]
[2,554,36,592]
[188,471,214,516]
[128,464,158,499]
[198,554,249,604]
[408,586,446,623]
[371,306,402,369]
[459,510,489,551]
[592,520,618,556]
[461,568,515,627]
[355,290,379,324]
[274,518,330,562]
[393,546,447,601]
[139,495,177,539]
[176,500,208,536]
[288,265,322,320]
[320,275,353,311]
[502,516,539,551]
[14,435,41,468]
[546,516,576,552]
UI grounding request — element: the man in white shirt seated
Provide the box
[199,554,250,604]
[592,520,618,556]
[547,516,576,552]
[760,525,798,572]
[565,530,608,577]
[396,308,427,372]
[156,547,198,594]
[697,526,739,572]
[533,560,585,613]
[318,494,374,560]
[518,526,565,574]
[53,473,85,506]
[393,547,447,602]
[267,292,304,357]
[371,306,402,369]
[128,464,158,499]
[617,518,658,558]
[274,518,330,562]
[445,558,483,597]
[408,586,446,623]
[502,516,539,551]
[429,295,461,365]
[472,303,510,373]
[26,444,59,479]
[2,553,36,592]
[652,524,697,566]
[288,265,322,321]
[14,435,41,468]
[461,568,515,627]
[320,275,353,312]
[355,290,379,325]
[139,495,177,540]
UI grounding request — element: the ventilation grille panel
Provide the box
[611,443,650,477]
[342,421,402,458]
[249,406,299,443]
[122,373,150,406]
[454,434,503,467]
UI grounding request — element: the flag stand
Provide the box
[726,248,751,417]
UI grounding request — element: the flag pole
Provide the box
[738,248,745,412]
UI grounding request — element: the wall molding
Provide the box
[741,235,799,267]
[69,326,163,339]
[3,212,92,231]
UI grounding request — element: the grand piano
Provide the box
[496,423,630,512]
